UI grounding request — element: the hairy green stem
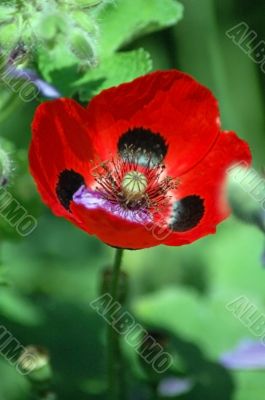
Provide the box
[107,248,124,400]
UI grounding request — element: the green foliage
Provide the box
[98,0,183,56]
[77,49,153,100]
[132,220,265,399]
[36,0,182,98]
[1,0,265,399]
[0,287,44,325]
[0,0,101,69]
[38,48,152,98]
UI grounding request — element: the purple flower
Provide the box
[220,340,265,369]
[5,66,60,99]
[32,77,61,99]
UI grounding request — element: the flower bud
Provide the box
[65,0,104,9]
[69,30,96,63]
[38,13,68,41]
[0,5,16,24]
[71,10,98,35]
[0,146,11,187]
[0,22,19,51]
[17,346,52,382]
[227,164,265,231]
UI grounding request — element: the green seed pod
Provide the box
[0,144,12,187]
[0,21,20,51]
[228,164,265,232]
[17,346,52,382]
[69,29,96,62]
[0,5,16,23]
[122,171,148,201]
[37,13,68,41]
[71,10,98,35]
[65,0,103,9]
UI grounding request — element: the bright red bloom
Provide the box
[29,70,251,249]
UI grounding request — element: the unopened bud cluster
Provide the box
[228,162,265,233]
[0,0,110,66]
[0,146,12,187]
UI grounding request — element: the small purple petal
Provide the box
[73,185,152,224]
[34,79,61,98]
[8,68,38,80]
[158,377,193,397]
[73,186,107,209]
[5,66,60,98]
[220,340,265,370]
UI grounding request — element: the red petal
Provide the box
[86,70,220,175]
[70,203,164,249]
[164,131,252,246]
[29,73,252,250]
[29,98,94,220]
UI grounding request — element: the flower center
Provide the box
[121,171,147,201]
[91,154,179,216]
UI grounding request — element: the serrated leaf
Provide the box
[37,42,80,82]
[98,0,183,56]
[75,49,152,101]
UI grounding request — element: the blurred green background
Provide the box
[1,0,265,399]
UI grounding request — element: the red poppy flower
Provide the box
[29,70,251,249]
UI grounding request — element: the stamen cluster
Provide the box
[91,146,178,216]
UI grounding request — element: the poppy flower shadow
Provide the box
[139,325,235,400]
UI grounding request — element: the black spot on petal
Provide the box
[169,195,205,232]
[118,127,168,166]
[56,169,85,210]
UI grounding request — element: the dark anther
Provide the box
[56,169,85,210]
[169,195,205,232]
[118,127,168,165]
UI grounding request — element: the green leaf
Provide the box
[0,21,19,51]
[76,49,152,101]
[133,288,251,360]
[98,0,183,56]
[133,284,265,400]
[0,5,16,23]
[37,43,80,82]
[0,288,44,326]
[234,371,265,400]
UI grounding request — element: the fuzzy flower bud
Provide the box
[0,5,16,23]
[0,0,101,67]
[0,146,12,187]
[17,345,52,382]
[37,13,68,41]
[69,29,97,63]
[227,163,265,231]
[65,0,104,9]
